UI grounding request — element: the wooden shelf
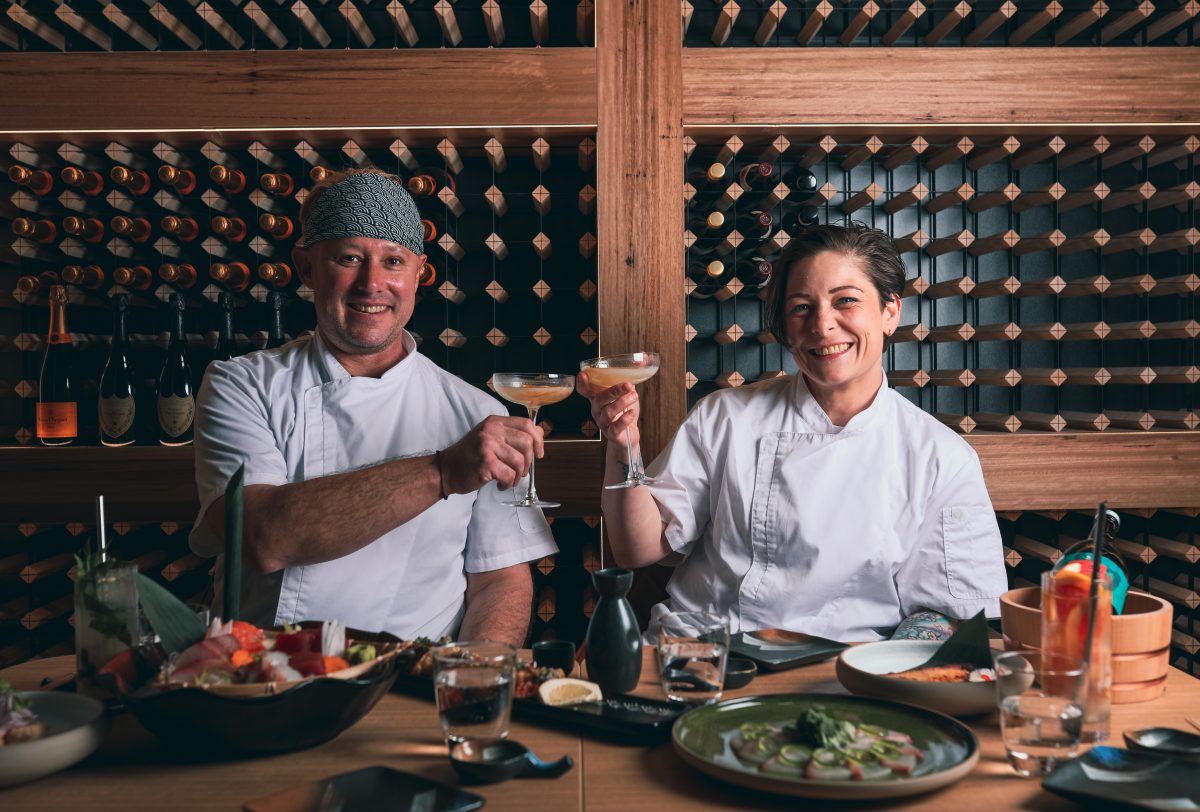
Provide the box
[0,50,597,133]
[682,49,1200,127]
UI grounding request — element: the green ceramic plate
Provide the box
[672,694,980,800]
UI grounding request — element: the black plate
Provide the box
[245,765,485,812]
[392,673,684,743]
[730,630,848,672]
[1043,747,1200,810]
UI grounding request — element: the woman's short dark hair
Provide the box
[763,222,907,347]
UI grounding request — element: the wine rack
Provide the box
[683,0,1199,47]
[684,131,1199,432]
[0,0,596,52]
[1,133,600,446]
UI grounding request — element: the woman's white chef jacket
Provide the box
[189,331,557,639]
[645,370,1007,643]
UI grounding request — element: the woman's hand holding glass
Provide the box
[576,373,642,453]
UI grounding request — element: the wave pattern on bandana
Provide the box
[301,172,424,255]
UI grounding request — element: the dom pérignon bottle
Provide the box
[264,290,286,350]
[99,294,137,447]
[37,285,77,446]
[213,292,239,363]
[157,293,194,446]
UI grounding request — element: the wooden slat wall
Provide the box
[0,51,597,131]
[683,49,1200,125]
[596,0,686,461]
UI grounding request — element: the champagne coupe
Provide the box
[491,373,576,508]
[579,352,661,489]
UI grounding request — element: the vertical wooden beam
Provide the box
[597,0,684,463]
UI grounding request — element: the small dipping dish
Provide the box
[1124,727,1200,761]
[532,640,577,676]
[449,739,574,785]
[723,657,757,690]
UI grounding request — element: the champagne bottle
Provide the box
[60,166,104,197]
[110,215,152,243]
[62,216,105,243]
[211,262,251,292]
[9,165,53,196]
[688,210,726,234]
[421,219,438,243]
[157,294,194,447]
[160,215,199,242]
[688,162,726,188]
[407,168,455,198]
[688,259,730,298]
[16,271,59,296]
[62,264,105,290]
[213,292,239,363]
[37,285,77,446]
[209,165,246,194]
[260,172,295,197]
[99,294,136,447]
[419,261,438,288]
[257,262,292,289]
[159,263,198,289]
[11,217,57,244]
[110,166,151,196]
[258,213,294,240]
[264,291,286,350]
[211,216,247,243]
[113,265,154,291]
[157,165,197,194]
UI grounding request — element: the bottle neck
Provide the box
[111,308,128,345]
[171,309,186,344]
[47,287,71,344]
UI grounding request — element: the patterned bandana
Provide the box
[300,172,424,255]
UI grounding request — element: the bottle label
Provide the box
[157,394,195,438]
[36,402,78,439]
[99,396,136,438]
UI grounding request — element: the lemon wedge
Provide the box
[538,677,602,707]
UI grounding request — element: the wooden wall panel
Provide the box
[683,49,1200,126]
[0,50,597,132]
[596,0,686,462]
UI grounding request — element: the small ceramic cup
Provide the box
[532,640,577,676]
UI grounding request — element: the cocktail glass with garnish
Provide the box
[579,352,661,489]
[491,372,575,508]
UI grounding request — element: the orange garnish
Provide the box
[231,649,254,668]
[323,655,350,674]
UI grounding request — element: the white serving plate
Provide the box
[0,692,106,788]
[835,640,996,718]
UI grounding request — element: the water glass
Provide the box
[432,642,516,748]
[995,650,1085,777]
[74,560,139,697]
[657,611,729,704]
[1041,567,1113,744]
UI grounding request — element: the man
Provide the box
[189,169,556,647]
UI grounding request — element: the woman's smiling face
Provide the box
[784,250,900,412]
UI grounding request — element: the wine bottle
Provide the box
[783,167,819,197]
[209,165,246,194]
[160,215,199,242]
[157,293,194,447]
[16,271,59,296]
[157,165,197,194]
[9,165,54,195]
[264,291,286,350]
[258,213,294,240]
[98,294,136,447]
[737,255,774,289]
[110,216,152,243]
[407,168,455,198]
[60,166,104,197]
[782,204,820,232]
[113,265,155,291]
[687,162,726,188]
[688,259,730,299]
[159,263,198,289]
[688,210,726,234]
[257,262,292,289]
[62,216,105,243]
[419,261,438,288]
[213,292,239,363]
[421,219,438,243]
[36,285,77,446]
[736,209,774,240]
[211,216,247,243]
[259,172,295,197]
[110,166,152,196]
[61,264,105,290]
[11,217,57,244]
[309,165,335,184]
[737,162,778,191]
[211,262,251,292]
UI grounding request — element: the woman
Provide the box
[578,223,1007,642]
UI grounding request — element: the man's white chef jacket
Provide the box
[645,370,1007,642]
[188,330,557,639]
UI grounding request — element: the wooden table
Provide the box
[3,652,1198,811]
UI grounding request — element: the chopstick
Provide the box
[1078,501,1107,683]
[1188,718,1200,735]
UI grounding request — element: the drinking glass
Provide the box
[1041,567,1113,744]
[432,642,517,748]
[74,559,139,697]
[995,650,1085,777]
[491,372,575,508]
[657,611,729,704]
[579,352,661,489]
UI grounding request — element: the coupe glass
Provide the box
[491,372,575,508]
[579,352,661,489]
